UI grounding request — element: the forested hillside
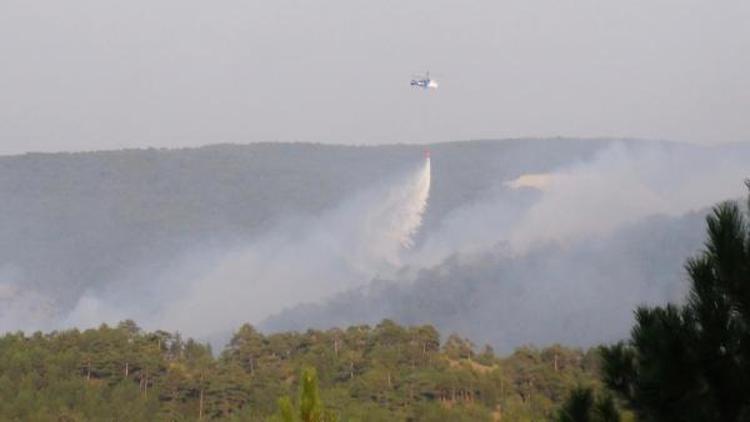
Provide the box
[0,320,602,421]
[265,210,708,352]
[1,139,748,353]
[0,139,610,330]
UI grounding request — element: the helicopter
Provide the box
[410,71,439,90]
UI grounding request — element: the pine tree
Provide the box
[557,387,594,422]
[299,367,323,422]
[557,387,620,422]
[601,183,750,421]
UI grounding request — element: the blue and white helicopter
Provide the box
[410,71,439,90]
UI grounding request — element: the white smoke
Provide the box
[508,143,748,252]
[264,142,748,350]
[62,159,432,338]
[504,173,555,191]
[0,266,57,333]
[405,142,748,270]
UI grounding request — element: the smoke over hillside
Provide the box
[264,141,749,351]
[140,158,429,338]
[0,139,747,350]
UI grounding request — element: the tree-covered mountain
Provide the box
[0,139,613,326]
[1,138,747,352]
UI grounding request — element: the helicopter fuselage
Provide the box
[410,79,438,89]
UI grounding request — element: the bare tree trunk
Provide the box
[124,362,129,378]
[554,353,559,372]
[528,380,533,405]
[199,388,204,420]
[87,361,91,381]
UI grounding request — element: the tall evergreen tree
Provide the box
[601,183,750,421]
[299,367,323,422]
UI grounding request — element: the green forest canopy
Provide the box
[0,319,602,421]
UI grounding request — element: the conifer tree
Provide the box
[601,183,750,421]
[299,367,323,422]
[557,387,620,422]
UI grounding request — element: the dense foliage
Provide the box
[555,386,620,422]
[601,186,750,421]
[0,319,602,421]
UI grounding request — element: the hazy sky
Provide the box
[1,0,749,155]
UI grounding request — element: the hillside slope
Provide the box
[0,139,610,323]
[1,138,747,350]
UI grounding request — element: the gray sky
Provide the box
[1,0,749,155]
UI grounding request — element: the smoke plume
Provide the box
[64,158,432,338]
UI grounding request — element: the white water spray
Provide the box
[362,157,431,257]
[399,157,431,248]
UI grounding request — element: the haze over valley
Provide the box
[2,138,747,352]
